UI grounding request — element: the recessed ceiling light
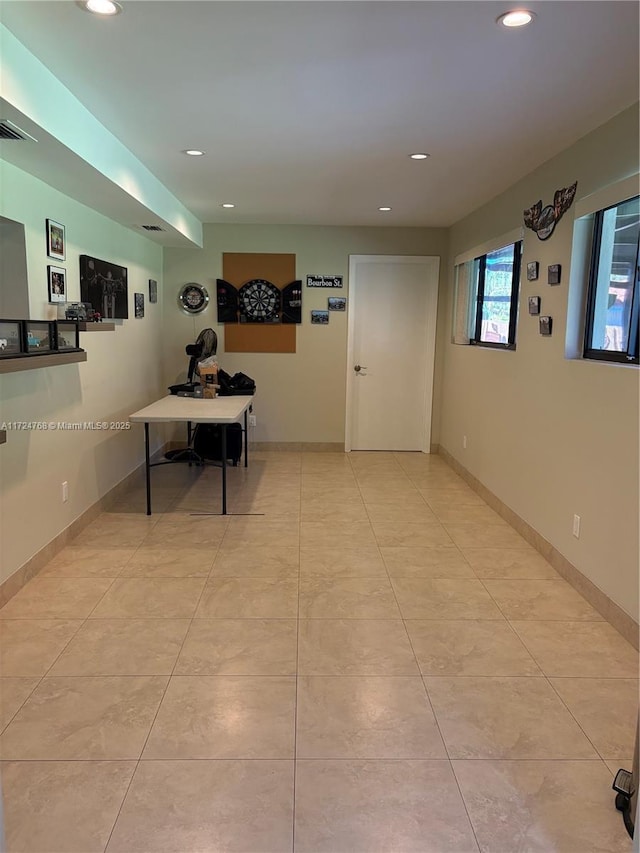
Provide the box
[183,149,205,156]
[221,203,235,209]
[497,9,535,27]
[78,0,122,16]
[409,153,430,160]
[378,207,392,212]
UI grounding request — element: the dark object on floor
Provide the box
[193,422,243,465]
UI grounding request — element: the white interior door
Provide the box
[346,255,439,452]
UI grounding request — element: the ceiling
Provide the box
[1,0,638,233]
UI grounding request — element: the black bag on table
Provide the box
[193,422,243,466]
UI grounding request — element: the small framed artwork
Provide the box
[328,296,346,311]
[48,265,67,303]
[27,321,54,352]
[0,320,24,357]
[310,310,329,324]
[548,264,561,285]
[526,261,539,281]
[134,293,145,318]
[46,219,65,261]
[149,279,158,303]
[539,315,553,336]
[528,296,541,315]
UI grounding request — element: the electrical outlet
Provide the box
[463,435,467,449]
[572,514,581,538]
[249,414,257,427]
[61,481,69,503]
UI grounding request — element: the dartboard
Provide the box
[239,279,281,322]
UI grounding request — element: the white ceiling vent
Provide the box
[0,120,37,142]
[140,224,165,232]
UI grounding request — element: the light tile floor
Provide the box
[0,451,637,852]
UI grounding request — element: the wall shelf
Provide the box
[0,351,87,374]
[78,322,115,331]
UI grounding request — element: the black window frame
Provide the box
[469,240,522,351]
[583,196,639,365]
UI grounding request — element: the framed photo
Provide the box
[149,279,158,303]
[48,265,67,303]
[134,292,145,318]
[539,315,553,336]
[27,321,53,352]
[526,261,539,281]
[528,296,541,315]
[310,309,329,324]
[46,219,65,261]
[328,296,346,311]
[548,264,561,285]
[80,255,128,319]
[0,320,24,357]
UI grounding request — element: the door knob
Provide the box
[354,364,367,373]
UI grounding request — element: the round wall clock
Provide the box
[178,283,209,314]
[239,278,281,322]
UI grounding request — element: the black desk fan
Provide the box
[165,328,218,462]
[168,328,218,396]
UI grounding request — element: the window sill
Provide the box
[469,341,516,352]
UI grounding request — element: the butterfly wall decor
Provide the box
[523,182,578,241]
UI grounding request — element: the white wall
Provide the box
[163,224,448,445]
[439,104,639,622]
[0,161,166,584]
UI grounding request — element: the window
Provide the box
[470,241,522,348]
[584,195,639,364]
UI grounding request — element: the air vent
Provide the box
[141,225,165,232]
[0,120,37,142]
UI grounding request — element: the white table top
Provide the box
[130,394,253,424]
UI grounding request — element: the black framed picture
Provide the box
[46,219,65,261]
[135,293,144,318]
[310,310,329,324]
[528,296,541,315]
[548,264,561,285]
[539,315,553,336]
[48,265,66,303]
[79,255,128,319]
[328,296,346,311]
[149,279,158,303]
[526,261,539,281]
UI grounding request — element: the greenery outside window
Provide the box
[584,195,639,365]
[470,241,522,349]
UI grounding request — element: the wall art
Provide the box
[79,255,128,319]
[328,296,347,311]
[548,264,561,285]
[135,293,144,318]
[46,219,65,261]
[311,310,329,324]
[306,274,343,288]
[526,261,539,281]
[539,316,553,336]
[523,181,577,241]
[149,279,158,303]
[528,296,541,315]
[48,265,66,303]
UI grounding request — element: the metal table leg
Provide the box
[144,422,152,515]
[244,408,249,468]
[221,423,227,514]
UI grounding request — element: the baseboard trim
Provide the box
[438,446,639,650]
[0,446,166,610]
